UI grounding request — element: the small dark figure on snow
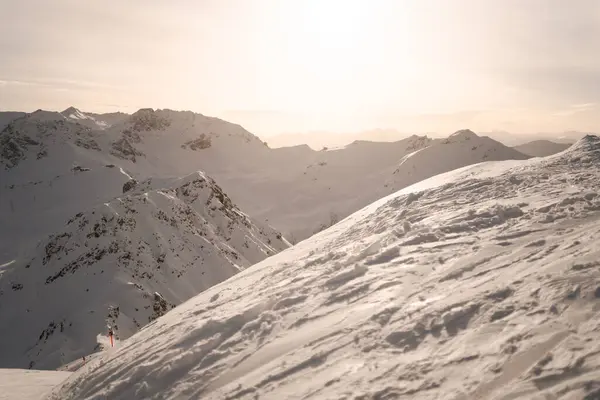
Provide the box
[108,327,114,347]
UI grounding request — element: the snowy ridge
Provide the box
[385,129,530,193]
[0,171,288,370]
[513,140,572,157]
[49,135,600,399]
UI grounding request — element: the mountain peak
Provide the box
[60,106,90,121]
[131,108,155,116]
[563,134,600,159]
[29,109,66,122]
[61,106,80,115]
[449,129,478,139]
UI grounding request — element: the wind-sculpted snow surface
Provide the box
[49,136,600,399]
[0,171,288,370]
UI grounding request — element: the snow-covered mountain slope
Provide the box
[1,109,430,255]
[49,135,600,400]
[0,171,288,370]
[0,108,274,263]
[384,129,530,193]
[100,107,271,175]
[0,369,70,400]
[513,140,572,157]
[0,111,134,262]
[239,135,434,240]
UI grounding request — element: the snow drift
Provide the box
[49,136,600,399]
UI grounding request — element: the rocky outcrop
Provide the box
[122,179,138,193]
[130,109,171,132]
[182,134,212,150]
[110,138,144,162]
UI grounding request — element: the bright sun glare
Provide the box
[275,0,412,114]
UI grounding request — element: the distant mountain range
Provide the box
[264,128,588,149]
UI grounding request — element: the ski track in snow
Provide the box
[48,136,600,399]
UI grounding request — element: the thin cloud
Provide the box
[554,103,598,117]
[571,103,597,109]
[0,77,120,90]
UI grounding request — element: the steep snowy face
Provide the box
[0,171,288,370]
[385,129,530,193]
[50,135,600,400]
[60,107,110,130]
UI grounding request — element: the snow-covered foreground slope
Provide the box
[0,171,288,370]
[513,140,572,157]
[49,136,600,399]
[0,369,70,400]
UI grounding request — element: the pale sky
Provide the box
[0,0,599,136]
